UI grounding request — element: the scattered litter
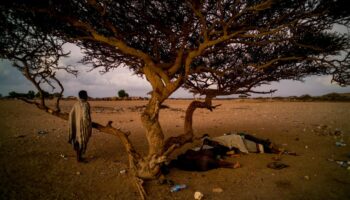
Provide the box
[313,125,344,136]
[194,191,204,200]
[170,184,187,192]
[37,130,48,135]
[212,187,223,193]
[60,154,68,160]
[76,171,81,175]
[267,162,289,170]
[305,145,309,149]
[119,169,127,174]
[283,151,297,156]
[328,159,350,169]
[304,175,310,180]
[336,160,350,168]
[336,161,347,167]
[335,141,346,147]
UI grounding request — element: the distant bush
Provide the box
[319,93,349,101]
[35,91,62,99]
[35,91,50,98]
[118,89,129,98]
[27,90,35,99]
[52,92,63,98]
[298,94,313,101]
[251,93,350,102]
[8,90,36,99]
[238,94,249,98]
[7,90,63,99]
[272,96,284,100]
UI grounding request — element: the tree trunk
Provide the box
[135,95,166,179]
[141,95,164,156]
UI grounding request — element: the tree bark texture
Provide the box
[163,96,216,151]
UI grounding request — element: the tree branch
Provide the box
[163,95,218,152]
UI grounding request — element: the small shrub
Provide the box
[118,90,129,98]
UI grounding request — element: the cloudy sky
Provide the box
[1,43,350,98]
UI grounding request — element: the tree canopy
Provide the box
[0,8,77,109]
[1,0,349,100]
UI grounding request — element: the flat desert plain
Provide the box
[0,99,350,200]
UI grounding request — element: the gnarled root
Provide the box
[134,177,147,200]
[135,154,167,179]
[130,154,169,199]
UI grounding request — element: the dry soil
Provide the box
[0,99,349,200]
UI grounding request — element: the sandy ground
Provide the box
[0,99,350,200]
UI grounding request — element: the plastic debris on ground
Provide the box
[170,184,187,192]
[327,159,350,169]
[267,162,289,170]
[60,154,68,160]
[37,130,48,135]
[194,191,203,200]
[335,141,347,147]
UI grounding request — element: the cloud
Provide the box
[54,44,154,97]
[0,60,35,95]
[61,43,85,65]
[53,63,152,97]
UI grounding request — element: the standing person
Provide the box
[68,90,92,163]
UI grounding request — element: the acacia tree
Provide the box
[1,0,350,198]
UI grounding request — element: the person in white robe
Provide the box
[68,90,92,162]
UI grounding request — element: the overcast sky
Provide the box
[1,43,350,98]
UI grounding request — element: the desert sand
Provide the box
[0,99,349,200]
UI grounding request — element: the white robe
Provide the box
[68,100,92,154]
[210,134,263,153]
[211,134,250,153]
